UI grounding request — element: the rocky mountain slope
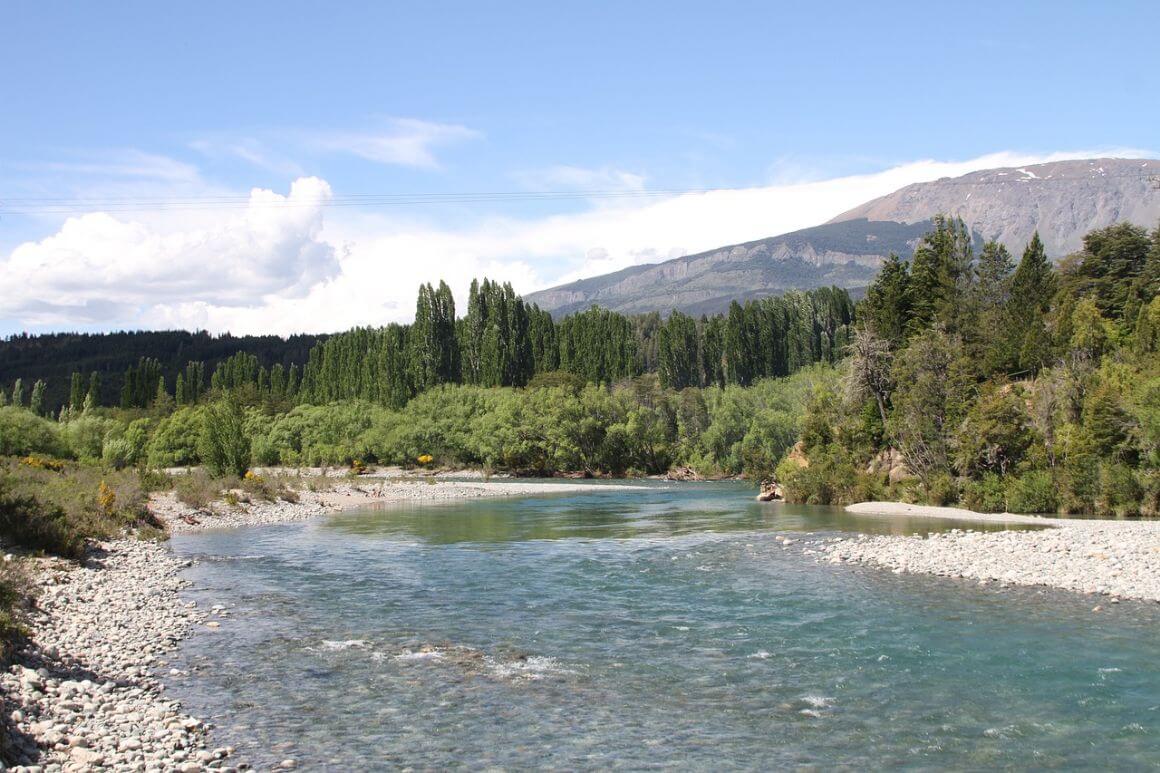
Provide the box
[830,157,1160,257]
[527,157,1160,317]
[528,219,935,317]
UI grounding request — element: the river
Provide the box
[166,481,1160,769]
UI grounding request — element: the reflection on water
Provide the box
[324,480,1032,543]
[166,481,1157,770]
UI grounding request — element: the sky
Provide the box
[2,0,1158,336]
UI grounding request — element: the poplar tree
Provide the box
[29,379,46,416]
[69,371,85,410]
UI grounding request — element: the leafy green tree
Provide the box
[69,372,85,411]
[887,327,972,485]
[29,380,46,416]
[658,311,700,389]
[11,379,24,408]
[199,398,251,477]
[953,385,1035,478]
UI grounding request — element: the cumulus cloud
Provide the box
[3,148,1152,336]
[0,178,338,326]
[311,119,481,169]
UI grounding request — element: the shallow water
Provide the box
[167,482,1160,769]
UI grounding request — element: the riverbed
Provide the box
[165,482,1160,769]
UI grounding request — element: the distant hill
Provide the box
[528,157,1160,317]
[527,219,935,317]
[830,157,1160,257]
[0,330,323,412]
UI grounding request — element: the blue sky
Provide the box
[2,1,1158,334]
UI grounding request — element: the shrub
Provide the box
[0,482,84,558]
[146,407,204,468]
[961,473,1007,513]
[174,470,222,509]
[923,473,960,507]
[1097,463,1142,517]
[0,406,65,457]
[19,455,65,472]
[1006,470,1058,514]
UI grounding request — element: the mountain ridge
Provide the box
[527,157,1160,317]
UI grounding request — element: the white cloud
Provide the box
[0,178,338,326]
[311,118,481,169]
[513,165,646,192]
[189,137,306,177]
[30,150,203,184]
[3,148,1153,335]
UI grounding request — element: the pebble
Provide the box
[0,539,241,770]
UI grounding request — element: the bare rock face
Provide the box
[829,158,1160,257]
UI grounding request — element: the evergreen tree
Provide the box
[907,215,974,333]
[863,253,912,344]
[1008,232,1056,373]
[973,241,1016,370]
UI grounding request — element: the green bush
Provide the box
[1097,462,1142,517]
[147,406,204,468]
[961,473,1007,512]
[61,415,121,461]
[923,473,960,507]
[0,406,65,457]
[1005,470,1058,514]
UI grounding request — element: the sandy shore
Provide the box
[821,502,1160,602]
[2,478,648,770]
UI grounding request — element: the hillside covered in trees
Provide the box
[780,217,1160,516]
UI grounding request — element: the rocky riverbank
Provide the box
[1,539,238,771]
[819,503,1160,602]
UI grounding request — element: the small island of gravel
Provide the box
[817,502,1160,602]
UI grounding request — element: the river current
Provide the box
[166,481,1160,769]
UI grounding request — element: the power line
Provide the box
[1,168,1157,216]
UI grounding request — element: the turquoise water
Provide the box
[167,482,1160,769]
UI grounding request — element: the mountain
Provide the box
[527,219,935,317]
[830,158,1160,257]
[527,157,1160,317]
